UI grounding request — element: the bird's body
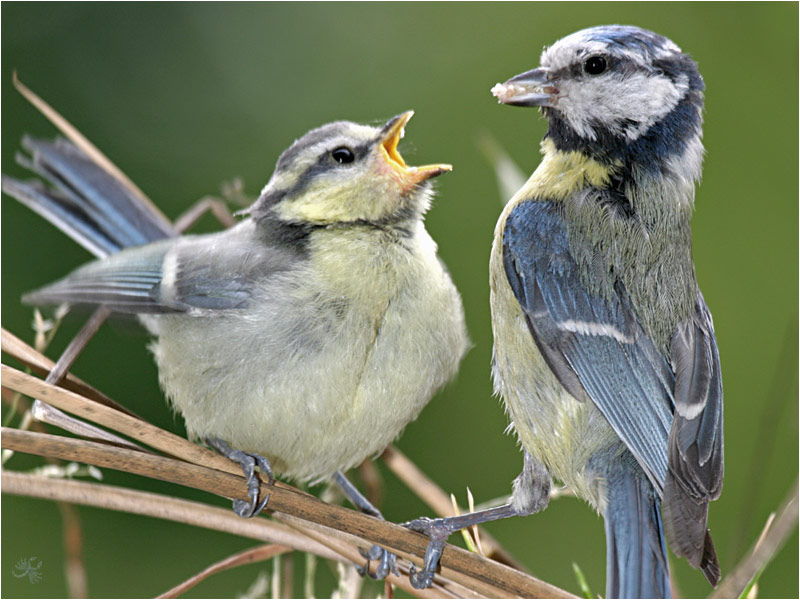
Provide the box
[491,26,723,598]
[406,26,722,598]
[144,214,466,481]
[490,133,698,509]
[6,111,469,486]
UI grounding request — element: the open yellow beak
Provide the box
[380,111,452,184]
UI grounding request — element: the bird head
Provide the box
[492,25,705,168]
[249,112,451,229]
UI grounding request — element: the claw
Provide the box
[206,437,273,518]
[409,563,436,589]
[375,545,399,579]
[233,490,271,518]
[331,471,399,580]
[359,545,385,562]
[403,502,525,588]
[357,544,398,579]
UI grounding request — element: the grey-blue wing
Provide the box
[502,200,675,491]
[668,293,723,498]
[663,292,723,577]
[23,224,299,314]
[24,239,180,313]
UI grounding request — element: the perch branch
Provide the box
[1,427,573,598]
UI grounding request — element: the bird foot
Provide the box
[206,437,274,518]
[357,544,399,580]
[331,470,399,580]
[402,516,459,589]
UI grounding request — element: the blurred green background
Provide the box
[2,2,797,598]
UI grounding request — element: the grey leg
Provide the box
[207,437,274,518]
[403,452,551,589]
[333,471,398,579]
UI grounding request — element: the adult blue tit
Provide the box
[4,105,470,575]
[406,26,722,598]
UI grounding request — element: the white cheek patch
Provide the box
[558,72,689,141]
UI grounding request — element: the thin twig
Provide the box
[1,328,137,417]
[158,544,292,599]
[44,306,110,385]
[173,197,237,232]
[2,471,341,560]
[30,400,148,452]
[56,501,88,598]
[709,480,799,599]
[280,552,294,599]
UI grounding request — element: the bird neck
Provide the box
[515,135,702,222]
[542,87,704,176]
[511,138,619,204]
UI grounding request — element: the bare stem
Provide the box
[157,544,292,599]
[709,480,799,599]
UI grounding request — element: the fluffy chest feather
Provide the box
[147,224,468,482]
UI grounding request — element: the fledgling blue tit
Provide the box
[406,26,723,598]
[4,109,470,576]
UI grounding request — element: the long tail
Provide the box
[3,136,175,258]
[605,455,671,599]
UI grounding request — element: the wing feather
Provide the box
[502,199,722,583]
[502,200,674,491]
[22,224,301,314]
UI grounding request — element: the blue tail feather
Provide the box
[3,136,175,257]
[604,455,671,599]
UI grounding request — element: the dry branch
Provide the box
[1,328,133,416]
[1,406,571,598]
[709,480,799,599]
[2,470,342,561]
[2,327,574,597]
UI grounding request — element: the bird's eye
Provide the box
[331,147,355,164]
[583,55,608,76]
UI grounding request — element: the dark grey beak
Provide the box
[491,67,558,107]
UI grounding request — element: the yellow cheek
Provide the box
[275,176,401,225]
[275,186,352,223]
